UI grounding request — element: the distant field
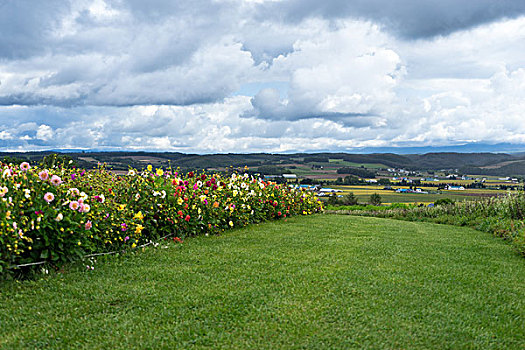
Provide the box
[328,159,387,169]
[328,185,509,204]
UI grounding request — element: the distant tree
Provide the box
[327,194,339,205]
[434,198,454,206]
[41,154,76,169]
[378,178,391,185]
[303,156,329,163]
[1,156,24,165]
[342,192,358,205]
[257,165,289,175]
[337,167,376,178]
[343,175,363,185]
[369,193,382,206]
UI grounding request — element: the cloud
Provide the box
[0,1,524,152]
[0,0,258,107]
[244,21,404,126]
[255,0,525,39]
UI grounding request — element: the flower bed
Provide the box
[0,162,322,276]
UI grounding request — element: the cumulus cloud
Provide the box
[0,0,524,152]
[244,21,404,126]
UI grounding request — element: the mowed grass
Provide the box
[1,215,524,349]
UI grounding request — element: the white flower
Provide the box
[2,169,12,178]
[55,213,63,221]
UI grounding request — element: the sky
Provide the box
[0,0,524,153]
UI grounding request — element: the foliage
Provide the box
[325,203,413,211]
[336,167,376,178]
[434,198,454,206]
[369,193,382,205]
[0,162,322,277]
[342,192,358,205]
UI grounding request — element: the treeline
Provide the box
[336,167,376,178]
[3,151,525,174]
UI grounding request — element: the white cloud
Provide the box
[36,125,54,141]
[0,1,524,152]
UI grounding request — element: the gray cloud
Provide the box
[256,0,525,39]
[0,1,525,152]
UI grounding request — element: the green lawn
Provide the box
[1,215,524,349]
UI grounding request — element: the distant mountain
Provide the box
[2,150,525,176]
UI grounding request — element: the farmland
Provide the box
[327,184,510,204]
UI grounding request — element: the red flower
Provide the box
[188,171,194,178]
[278,211,282,216]
[201,174,206,180]
[185,215,191,222]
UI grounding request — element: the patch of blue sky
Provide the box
[232,81,289,98]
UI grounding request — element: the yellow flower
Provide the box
[156,168,164,176]
[229,221,234,227]
[134,211,144,220]
[147,165,153,172]
[118,204,127,211]
[177,197,183,205]
[135,224,144,234]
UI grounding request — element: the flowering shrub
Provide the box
[0,162,322,276]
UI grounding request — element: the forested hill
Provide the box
[2,151,525,175]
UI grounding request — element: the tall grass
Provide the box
[332,192,525,255]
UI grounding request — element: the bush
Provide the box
[0,162,322,277]
[369,193,382,206]
[434,198,454,206]
[342,192,358,205]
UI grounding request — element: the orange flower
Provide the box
[213,201,219,208]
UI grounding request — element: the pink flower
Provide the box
[85,220,92,230]
[38,170,49,181]
[43,192,55,203]
[82,204,90,213]
[121,223,128,232]
[50,175,62,186]
[69,201,80,211]
[20,162,31,171]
